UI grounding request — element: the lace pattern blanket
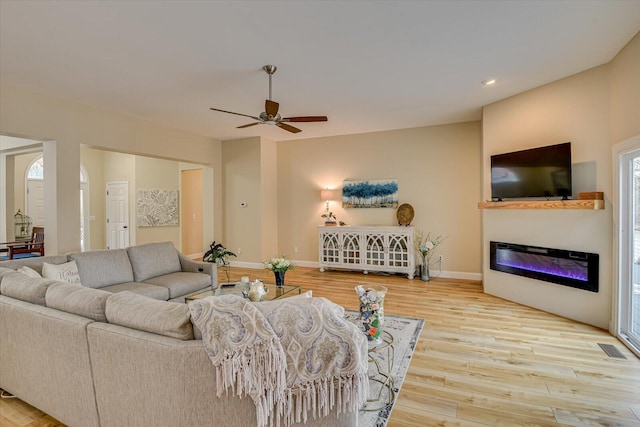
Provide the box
[188,295,368,427]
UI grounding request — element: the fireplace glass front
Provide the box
[490,241,599,292]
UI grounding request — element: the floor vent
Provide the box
[597,343,627,359]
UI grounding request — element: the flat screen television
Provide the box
[490,142,572,200]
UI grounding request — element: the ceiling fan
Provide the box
[209,65,328,134]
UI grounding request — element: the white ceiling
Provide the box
[1,1,639,142]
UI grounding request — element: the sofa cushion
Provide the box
[46,282,111,322]
[69,249,134,289]
[127,242,182,282]
[42,261,81,284]
[0,267,15,279]
[0,272,57,306]
[0,255,69,274]
[143,272,212,299]
[105,291,194,340]
[17,266,42,278]
[98,281,170,301]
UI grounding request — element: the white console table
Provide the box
[318,226,415,279]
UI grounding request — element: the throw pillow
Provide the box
[42,261,81,284]
[17,266,42,278]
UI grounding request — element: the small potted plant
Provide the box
[321,211,338,226]
[203,241,236,281]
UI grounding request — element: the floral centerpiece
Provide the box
[414,230,447,282]
[264,255,294,288]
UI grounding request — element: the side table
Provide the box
[362,330,395,411]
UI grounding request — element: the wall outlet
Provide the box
[438,255,443,263]
[237,247,242,255]
[293,246,299,253]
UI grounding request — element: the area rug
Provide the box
[0,253,41,260]
[344,310,425,427]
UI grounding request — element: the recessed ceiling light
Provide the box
[482,79,497,86]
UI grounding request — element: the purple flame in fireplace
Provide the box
[495,249,588,282]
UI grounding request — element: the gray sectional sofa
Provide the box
[0,241,215,302]
[0,243,359,427]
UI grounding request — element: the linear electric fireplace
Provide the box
[490,241,599,292]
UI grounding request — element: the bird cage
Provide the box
[14,209,32,239]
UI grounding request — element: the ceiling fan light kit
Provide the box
[209,65,327,134]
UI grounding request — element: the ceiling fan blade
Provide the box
[237,122,261,129]
[265,99,279,117]
[209,108,261,121]
[277,122,302,133]
[282,116,328,122]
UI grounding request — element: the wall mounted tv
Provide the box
[490,142,572,200]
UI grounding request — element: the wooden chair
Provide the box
[6,227,45,259]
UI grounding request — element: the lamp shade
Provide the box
[320,189,340,201]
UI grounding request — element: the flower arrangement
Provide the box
[264,255,294,272]
[414,230,447,262]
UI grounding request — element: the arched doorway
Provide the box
[25,156,90,251]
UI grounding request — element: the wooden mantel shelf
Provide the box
[477,199,605,210]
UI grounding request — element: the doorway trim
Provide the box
[24,155,91,251]
[612,133,640,358]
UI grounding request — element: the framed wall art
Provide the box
[136,189,179,227]
[342,179,398,208]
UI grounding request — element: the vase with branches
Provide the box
[414,230,447,282]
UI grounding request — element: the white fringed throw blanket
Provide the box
[188,295,368,427]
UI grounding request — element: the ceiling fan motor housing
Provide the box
[209,64,327,133]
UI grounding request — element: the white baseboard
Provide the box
[229,261,265,269]
[229,260,482,281]
[433,270,483,281]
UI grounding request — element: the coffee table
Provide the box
[185,282,302,302]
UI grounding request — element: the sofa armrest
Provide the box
[178,253,217,288]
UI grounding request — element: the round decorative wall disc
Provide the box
[396,203,414,226]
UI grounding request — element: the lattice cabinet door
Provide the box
[387,232,411,268]
[364,232,386,267]
[319,231,341,265]
[318,226,414,279]
[340,231,362,266]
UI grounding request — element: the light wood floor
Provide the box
[2,266,640,426]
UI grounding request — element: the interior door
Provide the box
[106,181,129,250]
[26,179,45,227]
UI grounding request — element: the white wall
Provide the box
[135,156,180,246]
[481,31,640,330]
[610,32,640,144]
[276,122,482,276]
[482,66,613,329]
[80,146,106,250]
[222,137,263,263]
[0,84,221,254]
